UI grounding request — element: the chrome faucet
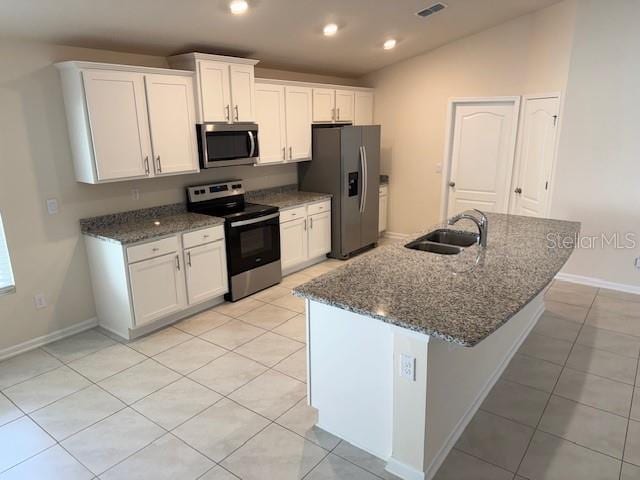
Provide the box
[448,209,489,248]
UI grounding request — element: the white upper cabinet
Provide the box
[229,64,256,122]
[354,91,374,125]
[81,69,151,181]
[169,53,259,124]
[286,86,313,160]
[198,60,231,123]
[57,61,200,184]
[313,88,336,122]
[334,90,355,123]
[255,83,287,164]
[145,74,199,176]
[255,81,312,164]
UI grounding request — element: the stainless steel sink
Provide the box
[404,228,479,255]
[420,229,479,247]
[404,240,463,255]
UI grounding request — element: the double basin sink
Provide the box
[405,229,479,255]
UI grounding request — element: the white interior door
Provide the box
[335,90,355,123]
[82,69,151,181]
[446,99,520,217]
[129,253,187,327]
[145,74,199,175]
[185,240,228,305]
[511,95,560,217]
[198,60,231,123]
[313,88,335,122]
[255,83,286,164]
[229,64,255,122]
[285,86,313,160]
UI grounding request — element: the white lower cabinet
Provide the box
[280,217,308,270]
[379,184,388,233]
[129,252,187,327]
[185,239,228,305]
[84,225,228,340]
[280,201,331,274]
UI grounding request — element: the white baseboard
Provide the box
[383,231,410,240]
[555,272,640,295]
[0,317,98,361]
[386,458,426,480]
[422,300,545,480]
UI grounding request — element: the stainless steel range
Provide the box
[187,180,281,301]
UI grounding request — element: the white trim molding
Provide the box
[555,273,640,295]
[0,317,98,361]
[383,231,410,241]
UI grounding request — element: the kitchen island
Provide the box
[294,213,580,480]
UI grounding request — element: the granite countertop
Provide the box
[246,185,332,210]
[294,213,580,347]
[80,204,224,245]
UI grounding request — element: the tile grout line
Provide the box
[619,343,640,479]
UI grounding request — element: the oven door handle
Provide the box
[230,212,279,228]
[248,131,256,158]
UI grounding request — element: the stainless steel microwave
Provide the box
[196,123,259,168]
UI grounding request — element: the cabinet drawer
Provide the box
[127,236,179,264]
[183,225,224,249]
[280,206,307,223]
[307,200,331,216]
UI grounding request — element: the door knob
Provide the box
[514,187,523,194]
[449,181,456,188]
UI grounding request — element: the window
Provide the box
[0,213,14,295]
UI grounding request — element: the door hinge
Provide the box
[552,115,558,126]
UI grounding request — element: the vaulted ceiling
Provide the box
[0,0,561,77]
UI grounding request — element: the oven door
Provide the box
[226,213,281,276]
[198,124,259,168]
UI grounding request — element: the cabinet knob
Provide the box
[449,181,456,188]
[514,187,523,194]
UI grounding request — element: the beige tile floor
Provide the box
[1,256,640,479]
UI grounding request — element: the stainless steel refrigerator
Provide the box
[298,125,380,259]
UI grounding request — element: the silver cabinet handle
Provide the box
[203,234,210,239]
[225,105,230,121]
[282,147,286,160]
[514,187,523,194]
[310,217,313,229]
[331,108,335,121]
[175,255,181,271]
[187,251,192,267]
[144,156,150,176]
[151,247,159,252]
[449,181,456,188]
[156,156,162,173]
[304,219,307,231]
[289,146,293,160]
[234,105,239,122]
[337,108,340,121]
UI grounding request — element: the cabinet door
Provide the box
[128,253,186,327]
[379,193,388,233]
[335,90,355,123]
[198,60,231,123]
[255,83,286,164]
[354,91,374,125]
[312,88,336,122]
[229,64,255,122]
[145,74,199,175]
[280,218,308,270]
[82,69,151,181]
[185,240,228,305]
[285,86,313,160]
[308,212,331,259]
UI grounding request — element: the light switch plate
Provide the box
[400,354,416,381]
[46,198,59,215]
[34,293,47,309]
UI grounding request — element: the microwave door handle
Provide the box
[248,131,256,157]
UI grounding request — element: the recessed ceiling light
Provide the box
[229,0,248,15]
[383,39,397,50]
[323,23,338,36]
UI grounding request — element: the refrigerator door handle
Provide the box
[361,145,368,213]
[359,146,366,213]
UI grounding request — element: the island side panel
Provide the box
[307,300,394,459]
[422,292,545,479]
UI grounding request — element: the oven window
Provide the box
[240,226,273,258]
[206,131,251,161]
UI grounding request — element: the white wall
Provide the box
[364,0,576,235]
[550,0,640,288]
[0,40,306,352]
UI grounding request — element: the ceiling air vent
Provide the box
[416,3,447,18]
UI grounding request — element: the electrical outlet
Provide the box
[46,198,59,215]
[131,189,140,201]
[400,354,416,381]
[635,257,640,270]
[34,293,47,310]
